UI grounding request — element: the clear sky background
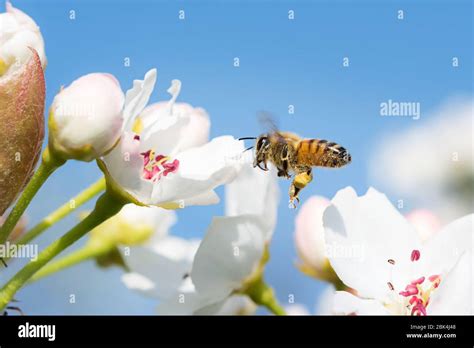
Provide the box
[1,0,471,314]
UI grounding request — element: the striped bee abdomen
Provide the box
[296,139,351,168]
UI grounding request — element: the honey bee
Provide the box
[240,121,351,208]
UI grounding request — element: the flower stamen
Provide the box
[140,150,179,182]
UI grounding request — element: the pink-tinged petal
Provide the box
[0,49,44,214]
[294,196,330,271]
[101,131,154,203]
[406,209,441,243]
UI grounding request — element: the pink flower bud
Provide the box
[48,73,125,161]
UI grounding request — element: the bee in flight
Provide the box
[239,122,351,208]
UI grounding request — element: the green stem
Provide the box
[0,191,124,310]
[30,242,112,282]
[0,149,64,245]
[13,177,105,248]
[245,277,286,316]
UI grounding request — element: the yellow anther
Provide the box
[132,117,144,134]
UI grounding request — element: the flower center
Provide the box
[386,249,441,316]
[140,149,179,182]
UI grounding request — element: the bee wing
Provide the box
[257,111,281,134]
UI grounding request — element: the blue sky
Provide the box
[1,0,471,314]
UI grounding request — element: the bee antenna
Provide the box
[238,137,257,141]
[243,146,254,153]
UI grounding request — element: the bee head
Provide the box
[253,135,270,170]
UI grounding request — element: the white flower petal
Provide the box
[332,291,390,315]
[122,68,157,131]
[156,290,219,315]
[139,101,210,153]
[225,151,279,237]
[182,190,220,206]
[139,111,189,159]
[118,204,177,245]
[121,272,158,298]
[429,251,472,315]
[150,136,244,205]
[419,214,473,278]
[191,215,267,301]
[122,236,200,300]
[212,295,257,315]
[324,187,421,299]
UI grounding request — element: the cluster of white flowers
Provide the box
[120,151,279,314]
[2,2,471,317]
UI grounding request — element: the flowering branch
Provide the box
[0,191,124,310]
[30,241,113,282]
[13,177,105,248]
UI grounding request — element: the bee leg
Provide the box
[288,169,313,209]
[277,169,288,177]
[257,161,269,171]
[277,159,291,178]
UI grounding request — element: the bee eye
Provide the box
[282,144,288,158]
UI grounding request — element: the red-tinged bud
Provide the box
[0,49,45,215]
